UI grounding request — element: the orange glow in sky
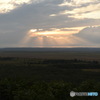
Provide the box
[28,27,85,37]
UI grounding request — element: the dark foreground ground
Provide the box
[0,48,100,100]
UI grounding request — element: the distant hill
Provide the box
[0,48,100,52]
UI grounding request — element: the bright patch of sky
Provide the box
[0,0,45,13]
[57,0,100,19]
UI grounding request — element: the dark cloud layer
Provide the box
[75,26,100,44]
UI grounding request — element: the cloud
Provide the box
[0,0,100,47]
[75,26,100,44]
[0,0,46,13]
[0,0,31,13]
[58,1,100,19]
[0,0,65,47]
[59,0,99,7]
[67,4,100,19]
[24,26,100,47]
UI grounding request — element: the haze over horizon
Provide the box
[0,0,100,48]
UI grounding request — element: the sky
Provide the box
[0,0,100,48]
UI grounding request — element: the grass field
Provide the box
[0,51,100,61]
[0,50,100,100]
[0,57,100,82]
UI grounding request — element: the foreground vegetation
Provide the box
[0,79,100,100]
[0,57,100,100]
